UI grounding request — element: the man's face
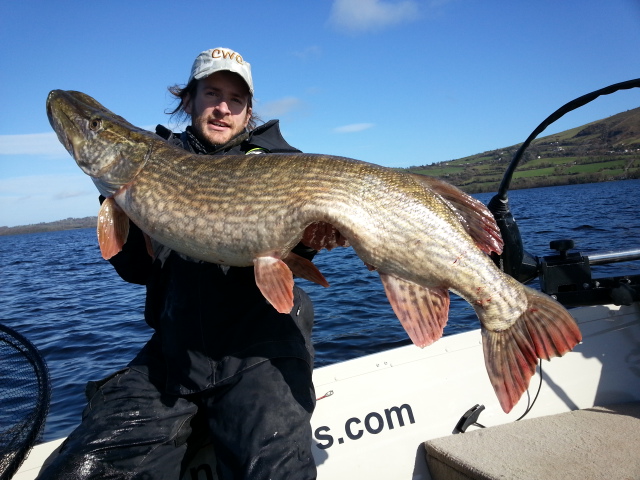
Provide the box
[185,71,252,146]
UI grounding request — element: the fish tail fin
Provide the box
[482,286,582,413]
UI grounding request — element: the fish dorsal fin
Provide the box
[380,273,450,348]
[301,221,350,251]
[409,174,503,255]
[282,252,330,287]
[254,256,295,313]
[97,197,130,260]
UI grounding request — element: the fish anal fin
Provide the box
[410,174,503,255]
[380,273,450,348]
[283,252,329,287]
[482,286,582,413]
[254,256,295,313]
[97,197,129,260]
[302,221,350,251]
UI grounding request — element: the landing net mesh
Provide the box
[0,324,50,480]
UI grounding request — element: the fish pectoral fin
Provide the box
[380,273,450,348]
[254,256,295,314]
[282,252,329,287]
[482,286,582,413]
[409,174,503,255]
[97,197,130,260]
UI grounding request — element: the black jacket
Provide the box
[107,121,316,395]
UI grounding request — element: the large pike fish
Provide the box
[46,89,581,413]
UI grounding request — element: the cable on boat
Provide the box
[515,360,544,422]
[455,360,544,433]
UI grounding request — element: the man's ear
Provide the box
[244,107,253,128]
[184,93,193,116]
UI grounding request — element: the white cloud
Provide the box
[0,173,98,227]
[333,123,375,133]
[258,97,306,118]
[292,46,322,60]
[0,132,69,157]
[0,124,160,157]
[53,189,92,200]
[329,0,420,33]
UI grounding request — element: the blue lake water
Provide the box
[1,179,638,442]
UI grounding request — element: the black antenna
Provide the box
[488,78,640,281]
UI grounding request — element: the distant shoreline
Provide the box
[0,217,97,236]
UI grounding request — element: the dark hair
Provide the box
[167,78,260,130]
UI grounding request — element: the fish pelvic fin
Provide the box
[409,174,503,255]
[282,252,330,287]
[254,256,295,314]
[482,286,582,413]
[301,221,350,251]
[380,273,450,348]
[97,197,129,260]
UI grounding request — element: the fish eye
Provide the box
[89,118,102,131]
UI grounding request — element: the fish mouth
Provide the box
[45,91,56,126]
[46,90,79,157]
[46,90,113,178]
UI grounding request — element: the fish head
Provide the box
[46,90,152,197]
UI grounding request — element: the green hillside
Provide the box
[408,107,640,193]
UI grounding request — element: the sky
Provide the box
[1,0,639,227]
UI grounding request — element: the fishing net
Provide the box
[0,323,51,480]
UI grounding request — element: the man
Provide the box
[38,48,317,480]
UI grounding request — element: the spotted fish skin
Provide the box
[46,89,581,413]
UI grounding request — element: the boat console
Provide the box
[539,240,640,307]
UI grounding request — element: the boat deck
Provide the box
[424,402,640,480]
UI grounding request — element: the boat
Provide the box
[7,79,640,480]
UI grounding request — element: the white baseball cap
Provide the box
[188,47,254,95]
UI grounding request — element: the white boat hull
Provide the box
[311,302,640,479]
[14,302,640,480]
